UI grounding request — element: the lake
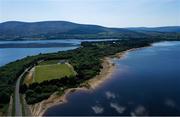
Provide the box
[44,41,180,116]
[0,39,116,66]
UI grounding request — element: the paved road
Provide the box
[15,68,29,116]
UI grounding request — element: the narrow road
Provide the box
[15,68,29,116]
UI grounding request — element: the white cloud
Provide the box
[110,102,126,114]
[132,105,147,116]
[105,91,116,99]
[165,98,176,108]
[91,105,104,114]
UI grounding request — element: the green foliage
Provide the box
[0,37,180,106]
[34,64,76,83]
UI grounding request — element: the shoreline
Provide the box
[29,56,116,116]
[29,47,148,116]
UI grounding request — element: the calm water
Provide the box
[44,41,180,116]
[0,39,116,66]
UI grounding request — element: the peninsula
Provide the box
[0,37,179,116]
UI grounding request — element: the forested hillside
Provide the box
[0,21,179,40]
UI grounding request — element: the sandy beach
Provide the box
[29,48,141,116]
[29,56,116,116]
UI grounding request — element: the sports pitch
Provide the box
[34,64,76,83]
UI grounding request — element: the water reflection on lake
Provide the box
[44,41,180,116]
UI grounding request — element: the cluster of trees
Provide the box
[20,76,80,104]
[0,37,179,108]
[0,86,12,107]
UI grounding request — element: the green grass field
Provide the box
[34,64,76,83]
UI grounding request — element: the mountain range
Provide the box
[0,21,179,40]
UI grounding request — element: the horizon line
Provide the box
[0,20,179,28]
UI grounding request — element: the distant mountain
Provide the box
[0,21,107,35]
[0,21,179,40]
[127,26,180,33]
[0,21,143,40]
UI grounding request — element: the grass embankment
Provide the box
[34,64,76,83]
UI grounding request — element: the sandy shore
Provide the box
[29,56,116,116]
[29,48,144,116]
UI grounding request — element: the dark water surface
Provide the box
[0,39,116,66]
[44,41,180,116]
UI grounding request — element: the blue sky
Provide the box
[0,0,179,27]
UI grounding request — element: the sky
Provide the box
[0,0,179,27]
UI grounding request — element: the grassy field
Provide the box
[34,64,76,83]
